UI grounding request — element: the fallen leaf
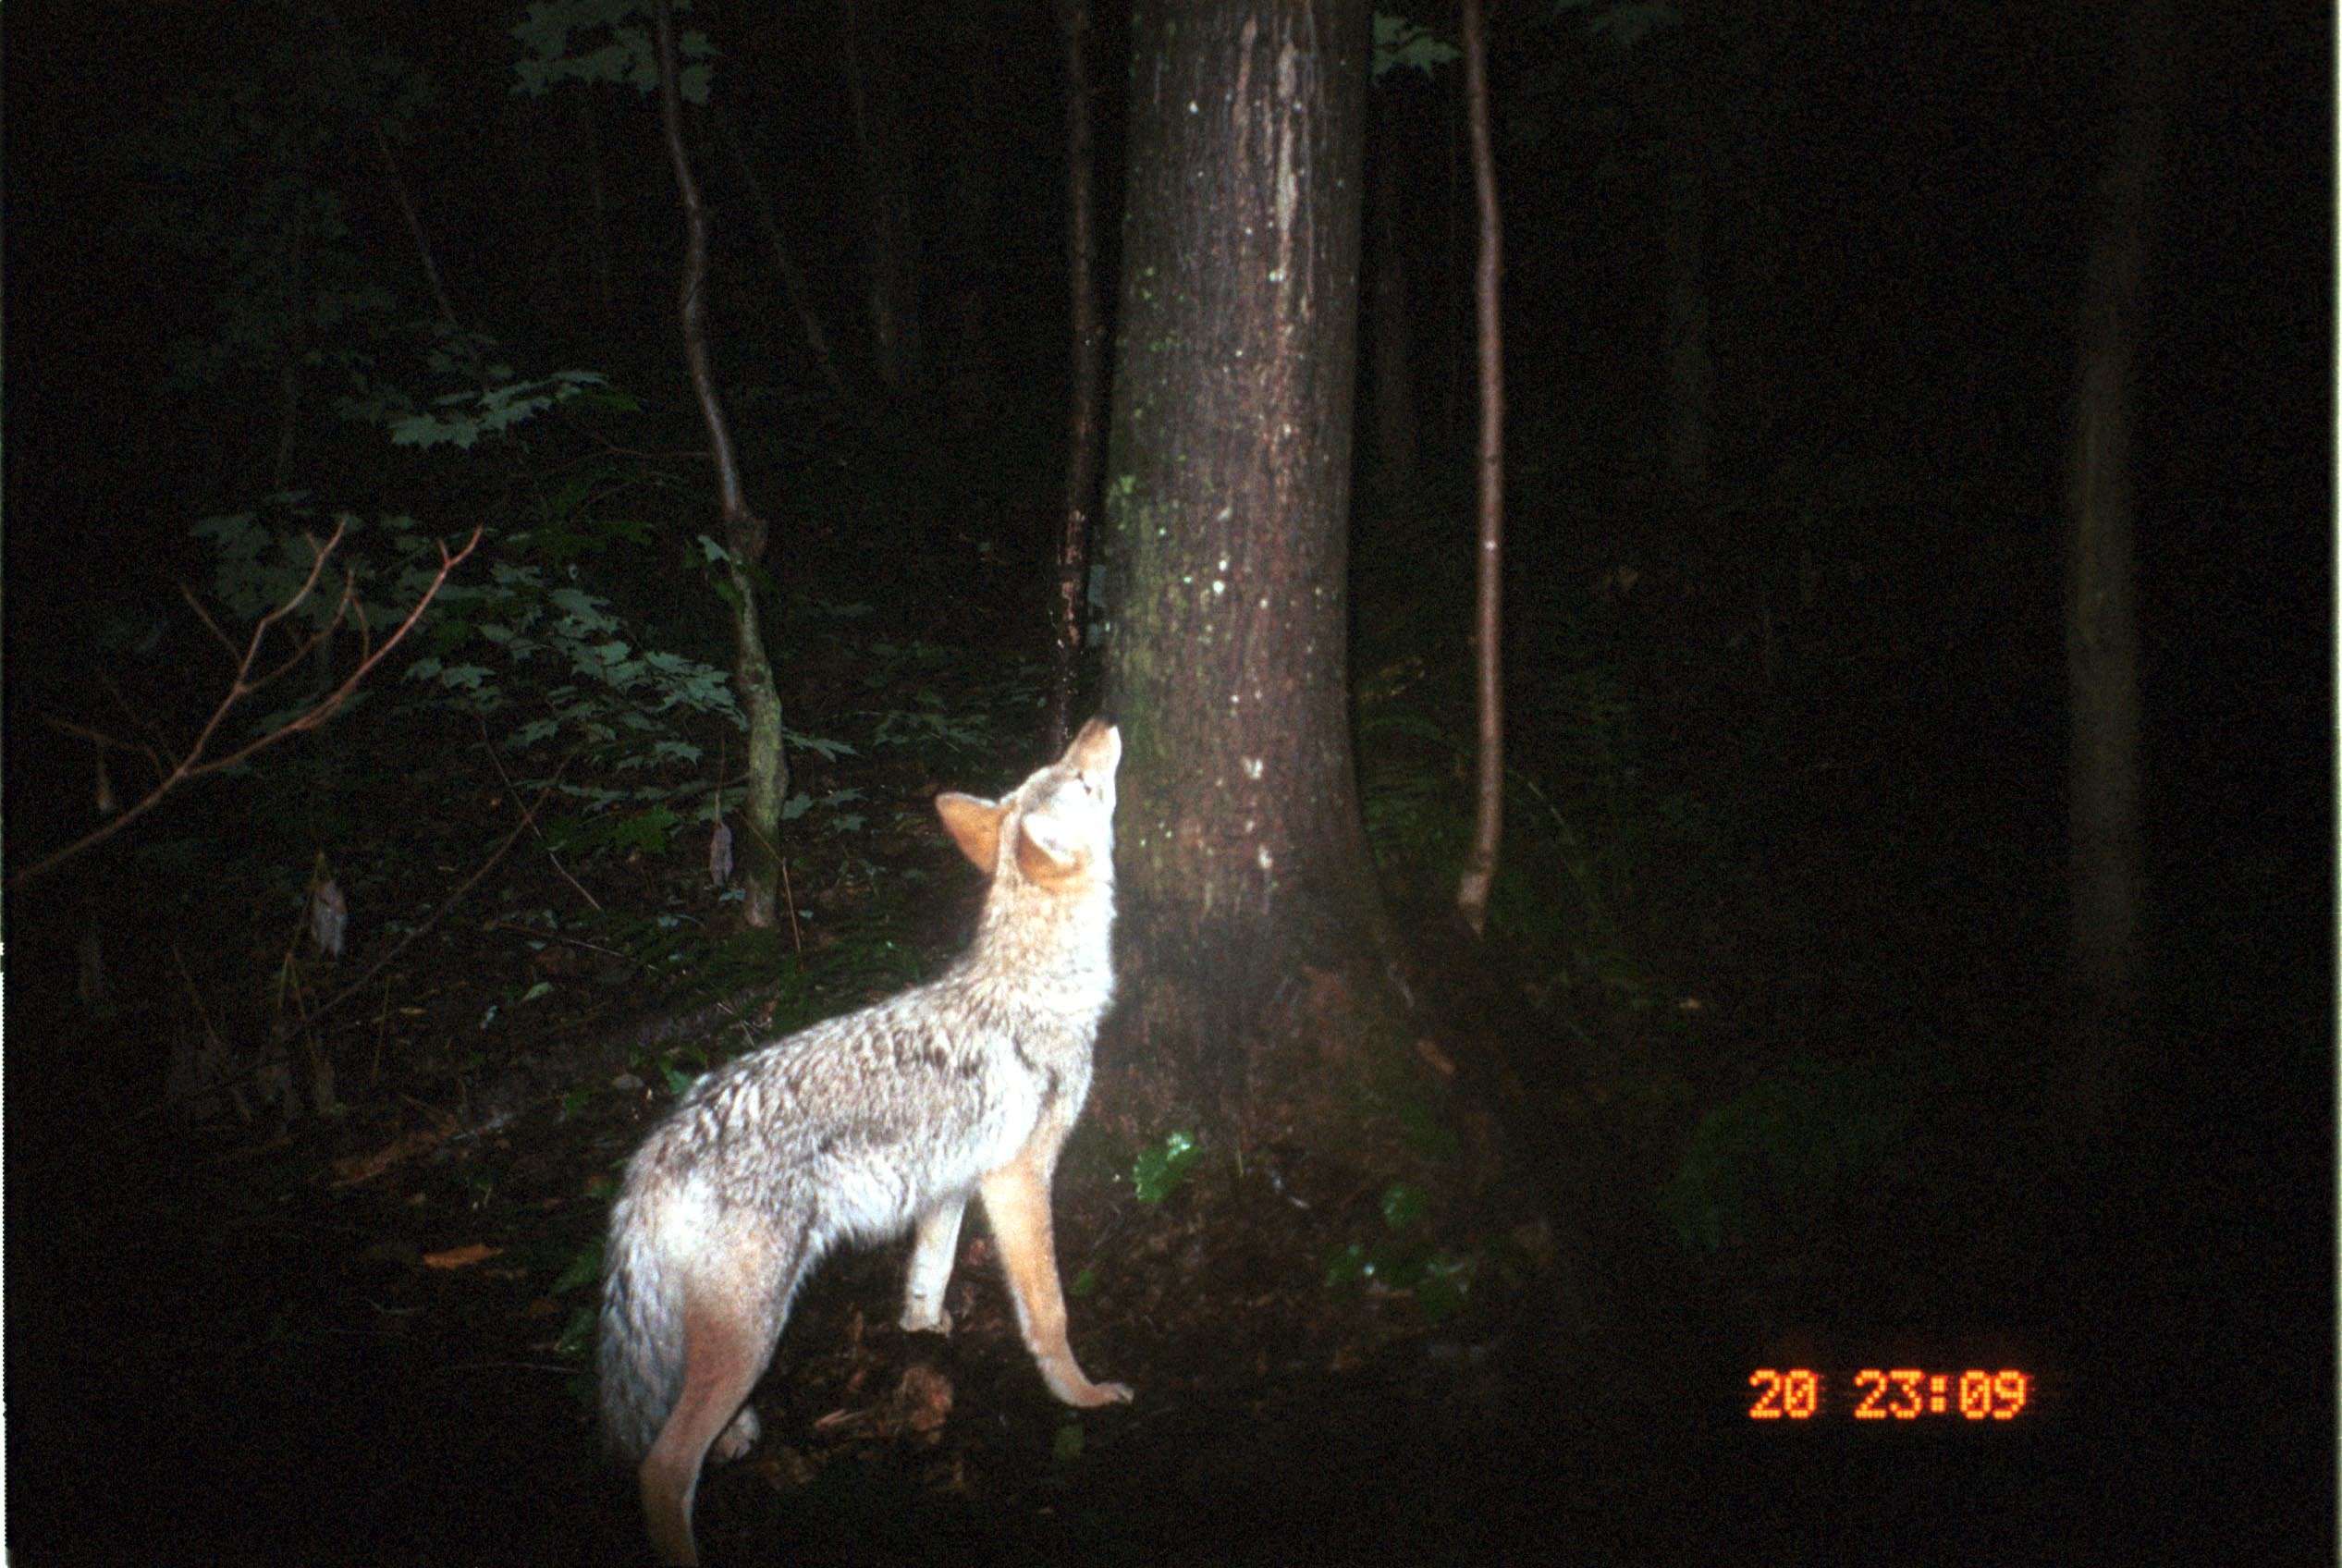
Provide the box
[331,1129,447,1186]
[422,1243,503,1270]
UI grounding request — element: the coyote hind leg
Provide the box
[639,1301,779,1567]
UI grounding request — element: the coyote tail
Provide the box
[598,1204,685,1464]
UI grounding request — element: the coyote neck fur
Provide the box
[948,860,1114,1023]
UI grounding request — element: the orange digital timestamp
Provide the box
[1747,1367,2030,1421]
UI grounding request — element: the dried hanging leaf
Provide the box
[312,878,348,958]
[708,818,734,887]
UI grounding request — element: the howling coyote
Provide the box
[600,719,1132,1565]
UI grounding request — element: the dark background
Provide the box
[4,0,2332,1562]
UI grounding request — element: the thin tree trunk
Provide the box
[1100,0,1392,1142]
[2064,0,2164,1133]
[579,93,615,318]
[652,0,787,928]
[272,197,309,492]
[1047,0,1104,754]
[942,0,1002,433]
[374,120,469,360]
[714,97,847,402]
[1653,65,1712,516]
[842,0,922,396]
[1454,0,1506,937]
[1368,94,1418,489]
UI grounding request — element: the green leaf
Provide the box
[551,1240,604,1295]
[553,1305,598,1359]
[1133,1130,1199,1205]
[1372,15,1459,80]
[1379,1181,1428,1231]
[1414,1255,1474,1324]
[606,806,679,854]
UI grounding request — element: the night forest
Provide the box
[3,0,2331,1562]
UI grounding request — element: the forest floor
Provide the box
[5,553,2325,1567]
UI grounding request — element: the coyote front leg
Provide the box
[900,1199,967,1334]
[979,1153,1131,1407]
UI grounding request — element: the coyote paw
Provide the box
[711,1403,761,1463]
[1042,1358,1134,1407]
[899,1303,953,1336]
[1073,1380,1134,1407]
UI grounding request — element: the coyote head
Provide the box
[936,718,1120,893]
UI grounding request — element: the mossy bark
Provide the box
[1097,0,1412,1156]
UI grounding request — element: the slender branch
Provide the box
[180,581,240,663]
[477,718,602,912]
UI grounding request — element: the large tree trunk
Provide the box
[1098,0,1393,1145]
[2063,0,2164,1133]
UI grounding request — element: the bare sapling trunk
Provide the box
[843,0,923,396]
[715,98,846,403]
[2063,0,2164,1133]
[652,0,788,927]
[1454,0,1507,937]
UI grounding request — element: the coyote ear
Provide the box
[1014,816,1080,887]
[936,792,1007,871]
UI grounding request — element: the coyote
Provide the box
[600,719,1133,1565]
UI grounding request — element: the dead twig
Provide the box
[15,521,484,888]
[295,753,576,1035]
[477,716,602,912]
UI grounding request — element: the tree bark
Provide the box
[2064,0,2164,1133]
[652,0,787,928]
[1099,0,1393,1145]
[1047,0,1105,753]
[942,0,1003,433]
